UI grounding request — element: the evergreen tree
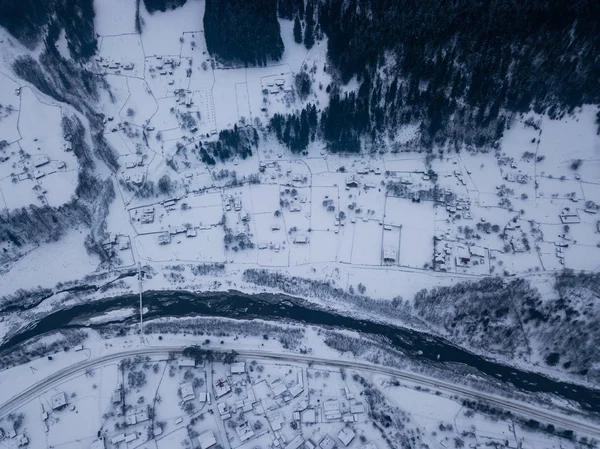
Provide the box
[303,0,315,49]
[293,14,302,43]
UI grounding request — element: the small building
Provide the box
[383,246,397,263]
[186,228,197,238]
[198,431,217,449]
[230,361,245,375]
[338,428,356,446]
[125,433,137,443]
[51,392,68,410]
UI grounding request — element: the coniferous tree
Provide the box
[303,0,315,49]
[293,14,302,43]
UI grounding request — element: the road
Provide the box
[1,346,598,438]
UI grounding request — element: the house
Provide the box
[198,431,217,449]
[230,361,245,375]
[111,434,126,445]
[158,233,171,245]
[324,399,341,420]
[456,245,470,265]
[17,434,29,446]
[560,212,580,224]
[125,413,137,426]
[112,390,122,404]
[285,435,305,449]
[178,357,196,368]
[270,378,287,396]
[510,237,525,252]
[51,392,68,410]
[320,436,336,449]
[214,378,231,398]
[346,175,359,188]
[33,155,50,167]
[294,235,308,244]
[180,382,195,402]
[469,246,486,258]
[350,403,365,414]
[338,428,355,446]
[289,384,304,398]
[236,422,254,442]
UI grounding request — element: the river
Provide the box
[2,290,600,413]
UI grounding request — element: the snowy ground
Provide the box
[1,2,600,436]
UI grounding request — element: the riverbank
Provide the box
[2,289,600,416]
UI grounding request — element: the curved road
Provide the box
[1,346,599,437]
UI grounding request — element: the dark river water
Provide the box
[2,290,600,413]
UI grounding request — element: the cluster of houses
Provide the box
[95,56,134,74]
[433,240,487,272]
[264,77,293,95]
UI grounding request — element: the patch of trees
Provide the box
[0,329,87,371]
[320,91,368,153]
[413,277,537,357]
[142,0,187,13]
[0,0,97,59]
[269,104,318,153]
[0,202,90,249]
[276,0,304,20]
[413,272,600,379]
[204,0,284,66]
[201,126,256,164]
[311,0,600,150]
